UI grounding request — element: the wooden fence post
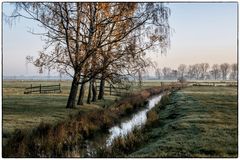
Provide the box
[31,84,32,93]
[110,84,112,95]
[40,84,42,93]
[59,83,61,93]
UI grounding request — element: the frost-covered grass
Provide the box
[129,86,237,157]
[2,79,168,138]
[3,82,180,157]
[2,80,118,144]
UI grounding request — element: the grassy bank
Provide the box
[94,92,172,157]
[97,86,237,158]
[129,86,237,157]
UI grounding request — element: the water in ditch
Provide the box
[106,94,162,146]
[78,93,163,157]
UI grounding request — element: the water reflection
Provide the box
[106,94,162,146]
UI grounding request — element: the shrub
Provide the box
[96,127,145,157]
[146,109,159,127]
[3,129,26,157]
[160,94,170,106]
[124,128,145,152]
[101,111,116,131]
[32,122,52,139]
[95,146,112,157]
[124,103,134,115]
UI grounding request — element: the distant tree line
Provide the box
[155,63,237,81]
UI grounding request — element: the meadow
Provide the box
[2,80,168,142]
[3,80,183,157]
[2,80,238,157]
[2,80,118,143]
[128,86,238,157]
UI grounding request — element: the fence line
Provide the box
[24,83,61,94]
[96,82,167,96]
[96,80,237,96]
[96,84,130,96]
[188,81,237,87]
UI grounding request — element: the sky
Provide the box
[2,2,238,76]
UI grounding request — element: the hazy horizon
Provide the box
[3,2,238,76]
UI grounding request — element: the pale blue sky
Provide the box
[3,2,238,76]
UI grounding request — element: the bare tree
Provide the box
[220,63,230,80]
[25,56,33,75]
[187,65,195,80]
[58,68,65,81]
[211,64,220,80]
[199,63,209,80]
[77,76,87,105]
[193,64,201,80]
[171,69,178,80]
[155,67,161,79]
[178,64,187,79]
[230,63,237,80]
[162,67,171,80]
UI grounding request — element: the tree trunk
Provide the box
[91,78,97,102]
[77,81,86,105]
[66,72,80,108]
[98,75,105,100]
[87,80,92,104]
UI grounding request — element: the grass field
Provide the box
[2,80,120,140]
[3,80,183,157]
[2,80,165,139]
[129,86,237,157]
[3,80,238,157]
